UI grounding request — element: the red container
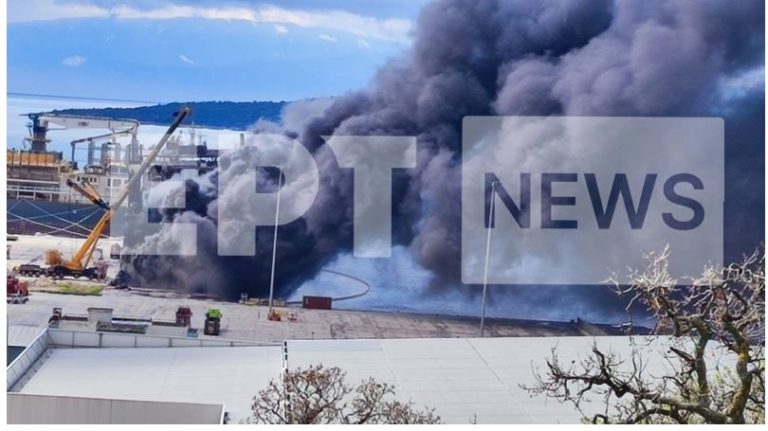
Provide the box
[175,306,192,326]
[302,295,332,310]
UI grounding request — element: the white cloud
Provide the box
[273,24,288,34]
[61,55,87,66]
[256,5,410,42]
[357,39,370,49]
[319,34,337,43]
[178,54,195,64]
[9,0,108,22]
[9,2,412,43]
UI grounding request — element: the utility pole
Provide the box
[480,180,496,337]
[268,171,282,317]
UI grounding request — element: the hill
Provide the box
[53,100,287,130]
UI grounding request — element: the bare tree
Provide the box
[245,364,441,424]
[525,246,765,424]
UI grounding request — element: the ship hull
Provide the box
[7,198,103,237]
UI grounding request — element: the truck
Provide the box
[7,275,29,304]
[204,308,222,336]
[30,108,191,281]
[17,263,46,277]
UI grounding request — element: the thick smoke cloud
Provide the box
[123,0,764,320]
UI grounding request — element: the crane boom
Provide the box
[34,113,139,132]
[70,128,137,164]
[24,112,140,153]
[70,130,135,146]
[60,107,191,272]
[112,107,190,210]
[65,178,109,210]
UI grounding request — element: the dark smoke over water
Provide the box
[123,0,764,321]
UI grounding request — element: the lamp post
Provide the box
[267,171,282,317]
[480,180,496,337]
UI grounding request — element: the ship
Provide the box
[7,112,219,238]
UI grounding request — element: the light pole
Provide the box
[480,180,496,337]
[267,171,282,317]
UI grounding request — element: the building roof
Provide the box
[286,337,599,424]
[16,344,282,423]
[10,331,730,424]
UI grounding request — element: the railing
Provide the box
[47,327,280,349]
[7,328,49,391]
[7,184,117,205]
[8,183,82,204]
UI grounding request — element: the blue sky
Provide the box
[8,0,428,102]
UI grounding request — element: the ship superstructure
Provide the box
[7,112,218,237]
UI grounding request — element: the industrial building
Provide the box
[7,318,727,424]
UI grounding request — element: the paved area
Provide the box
[8,234,636,343]
[8,288,597,343]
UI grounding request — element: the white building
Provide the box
[7,325,733,424]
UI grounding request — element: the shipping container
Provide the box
[302,295,332,310]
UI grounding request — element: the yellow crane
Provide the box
[44,107,191,280]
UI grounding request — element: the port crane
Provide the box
[25,112,139,153]
[40,108,191,280]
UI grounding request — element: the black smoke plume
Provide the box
[121,0,764,319]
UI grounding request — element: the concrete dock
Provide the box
[8,287,619,342]
[7,234,642,343]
